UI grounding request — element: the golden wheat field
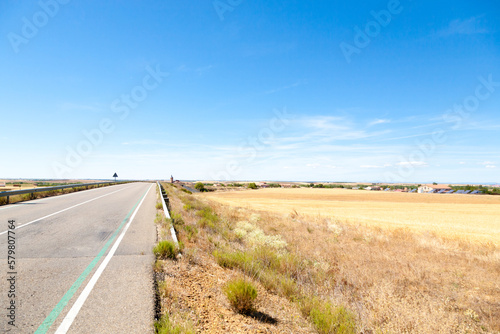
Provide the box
[203,188,500,245]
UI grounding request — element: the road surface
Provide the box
[0,182,157,333]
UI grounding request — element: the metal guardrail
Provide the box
[156,181,179,245]
[0,181,124,203]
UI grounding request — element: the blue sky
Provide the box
[1,0,499,183]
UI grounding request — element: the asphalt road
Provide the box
[0,182,157,333]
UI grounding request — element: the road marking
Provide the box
[34,183,153,334]
[0,183,126,211]
[55,184,153,333]
[0,185,133,236]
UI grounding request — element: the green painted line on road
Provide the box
[34,186,151,334]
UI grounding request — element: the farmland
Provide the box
[190,187,500,332]
[203,188,500,245]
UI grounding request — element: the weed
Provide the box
[158,281,171,299]
[154,313,194,334]
[197,207,219,230]
[224,278,258,314]
[308,300,357,334]
[279,276,298,300]
[153,260,164,272]
[155,213,164,225]
[213,250,251,270]
[183,225,198,241]
[154,241,179,260]
[156,202,163,210]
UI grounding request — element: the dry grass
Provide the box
[200,188,500,333]
[204,188,500,245]
[154,183,316,333]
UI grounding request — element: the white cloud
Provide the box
[306,163,336,169]
[360,165,384,169]
[368,119,391,127]
[479,161,496,165]
[437,16,489,37]
[459,162,466,165]
[265,81,303,95]
[486,165,496,169]
[396,161,428,167]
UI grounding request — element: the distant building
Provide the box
[170,175,174,184]
[418,184,451,193]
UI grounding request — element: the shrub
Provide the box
[224,278,258,314]
[280,276,298,299]
[183,225,198,241]
[156,202,163,210]
[307,299,357,334]
[214,250,251,270]
[248,182,258,189]
[153,241,179,260]
[181,188,192,194]
[197,207,219,229]
[194,182,205,192]
[154,313,194,334]
[252,246,280,270]
[155,213,165,225]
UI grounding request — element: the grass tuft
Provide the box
[154,241,179,260]
[301,298,357,334]
[154,313,194,334]
[224,278,258,314]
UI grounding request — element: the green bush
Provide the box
[154,313,194,334]
[224,278,258,314]
[156,201,163,210]
[214,250,251,270]
[306,299,357,334]
[153,241,179,260]
[197,207,219,229]
[247,182,258,189]
[194,182,205,191]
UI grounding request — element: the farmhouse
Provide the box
[418,184,451,193]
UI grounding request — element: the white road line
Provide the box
[54,184,153,334]
[0,184,126,211]
[0,185,134,236]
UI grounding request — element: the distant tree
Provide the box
[247,182,258,190]
[433,182,437,185]
[194,182,206,192]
